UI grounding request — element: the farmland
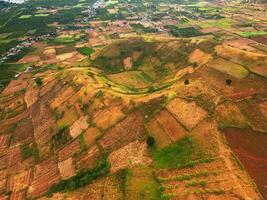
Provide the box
[0,0,267,199]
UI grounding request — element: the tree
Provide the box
[35,77,43,87]
[226,79,232,85]
[184,79,190,85]
[146,136,155,147]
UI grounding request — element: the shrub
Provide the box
[47,159,110,196]
[34,77,43,87]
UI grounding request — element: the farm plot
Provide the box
[166,98,207,130]
[108,140,152,173]
[92,106,125,130]
[17,54,40,64]
[69,115,89,138]
[237,100,267,132]
[154,109,188,141]
[50,86,75,109]
[207,58,249,79]
[215,45,267,78]
[0,170,7,194]
[83,127,102,147]
[24,81,39,108]
[11,117,34,145]
[215,101,248,128]
[156,155,259,200]
[31,102,58,145]
[146,119,172,149]
[224,128,267,199]
[125,167,160,200]
[107,71,154,89]
[189,49,212,66]
[0,135,9,150]
[58,157,76,180]
[56,102,79,128]
[99,111,145,151]
[27,158,60,198]
[75,144,100,170]
[8,169,32,192]
[7,146,22,171]
[57,139,81,161]
[259,101,267,118]
[1,80,28,96]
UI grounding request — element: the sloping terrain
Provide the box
[0,37,266,200]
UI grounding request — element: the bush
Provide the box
[47,159,110,196]
[34,77,43,87]
[146,136,155,147]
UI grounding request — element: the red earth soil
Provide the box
[251,36,267,45]
[223,128,267,199]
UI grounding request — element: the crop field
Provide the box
[207,58,249,79]
[0,0,267,196]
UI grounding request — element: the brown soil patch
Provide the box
[237,100,267,132]
[58,157,76,180]
[155,109,188,141]
[17,55,40,64]
[224,128,267,199]
[259,101,267,118]
[50,87,75,109]
[69,116,89,138]
[251,36,267,45]
[108,140,152,173]
[166,98,207,130]
[83,127,101,147]
[223,38,262,53]
[92,106,125,130]
[28,158,60,198]
[189,49,212,66]
[215,101,248,128]
[75,144,100,170]
[0,170,7,194]
[99,111,144,150]
[9,169,32,192]
[11,117,34,145]
[58,139,81,161]
[31,102,58,145]
[24,81,39,108]
[2,80,28,96]
[146,118,172,149]
[123,57,133,70]
[10,190,26,200]
[0,135,9,150]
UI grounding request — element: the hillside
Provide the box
[0,36,266,199]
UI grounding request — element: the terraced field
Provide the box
[0,36,266,200]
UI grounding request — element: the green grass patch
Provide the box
[34,13,50,17]
[237,31,267,37]
[125,167,161,200]
[77,47,95,56]
[19,15,32,19]
[54,37,75,44]
[152,136,206,169]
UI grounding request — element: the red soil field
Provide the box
[251,36,267,45]
[99,111,144,150]
[223,128,267,199]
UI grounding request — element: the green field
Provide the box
[237,31,267,37]
[152,136,195,169]
[76,47,95,56]
[19,15,32,19]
